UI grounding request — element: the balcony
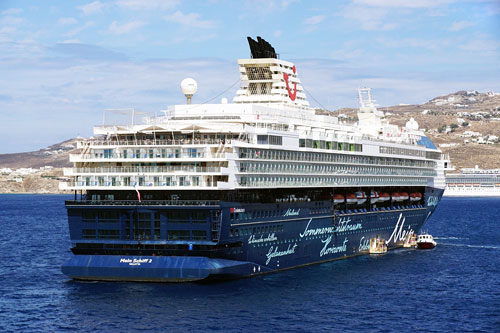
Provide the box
[77,138,251,148]
[64,166,224,175]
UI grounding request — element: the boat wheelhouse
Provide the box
[61,37,447,282]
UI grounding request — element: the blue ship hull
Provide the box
[62,188,444,282]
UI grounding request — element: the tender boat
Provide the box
[370,191,380,203]
[416,233,437,249]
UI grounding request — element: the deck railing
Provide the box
[65,200,220,206]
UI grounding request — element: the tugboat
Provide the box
[416,233,437,249]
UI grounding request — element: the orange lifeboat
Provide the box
[346,193,358,204]
[379,192,390,202]
[410,192,422,201]
[333,194,345,204]
[391,192,401,202]
[400,192,409,201]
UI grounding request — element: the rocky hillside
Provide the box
[0,138,78,169]
[0,138,79,194]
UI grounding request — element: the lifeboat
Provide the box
[378,192,390,202]
[370,191,380,203]
[400,192,409,201]
[410,192,422,201]
[346,193,358,204]
[391,192,401,202]
[355,191,367,205]
[333,194,345,204]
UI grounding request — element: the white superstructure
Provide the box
[60,38,447,195]
[445,167,500,197]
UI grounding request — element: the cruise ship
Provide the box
[445,166,500,197]
[61,37,447,282]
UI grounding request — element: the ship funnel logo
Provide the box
[283,65,297,101]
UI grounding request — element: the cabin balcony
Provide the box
[63,166,225,176]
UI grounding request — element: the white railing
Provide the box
[64,166,223,174]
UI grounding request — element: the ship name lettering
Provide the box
[120,258,152,266]
[248,233,278,244]
[387,213,413,244]
[265,243,297,265]
[320,236,348,257]
[284,208,300,217]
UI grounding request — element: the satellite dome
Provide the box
[181,78,197,96]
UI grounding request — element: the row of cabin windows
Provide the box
[239,162,436,177]
[379,146,425,157]
[81,229,207,241]
[96,148,201,159]
[239,148,436,169]
[257,135,283,145]
[299,139,362,152]
[82,210,209,224]
[81,211,210,241]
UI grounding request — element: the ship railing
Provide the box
[65,200,220,206]
[238,168,436,177]
[238,178,428,187]
[69,152,227,161]
[65,166,223,174]
[78,138,252,147]
[61,181,218,188]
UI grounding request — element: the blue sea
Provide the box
[0,195,499,332]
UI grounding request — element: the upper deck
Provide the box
[60,36,446,192]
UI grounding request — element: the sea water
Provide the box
[0,195,498,332]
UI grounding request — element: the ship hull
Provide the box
[62,188,444,282]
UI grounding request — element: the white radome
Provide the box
[181,78,198,96]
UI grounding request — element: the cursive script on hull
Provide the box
[248,233,278,244]
[387,213,414,245]
[265,243,297,265]
[283,208,300,217]
[299,218,362,238]
[320,236,348,257]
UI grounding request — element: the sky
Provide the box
[0,0,499,153]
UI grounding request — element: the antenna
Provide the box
[180,78,198,104]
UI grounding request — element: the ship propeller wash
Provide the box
[60,37,447,282]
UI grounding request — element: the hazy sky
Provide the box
[0,0,499,153]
